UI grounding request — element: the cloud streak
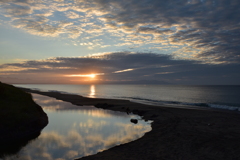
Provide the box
[113,68,135,73]
[1,52,240,84]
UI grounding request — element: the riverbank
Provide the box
[20,87,240,160]
[0,83,48,155]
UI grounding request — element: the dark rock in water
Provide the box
[130,119,138,124]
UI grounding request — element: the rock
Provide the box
[130,119,138,124]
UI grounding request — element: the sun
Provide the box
[65,73,104,79]
[89,74,96,78]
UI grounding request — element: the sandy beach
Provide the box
[21,88,240,160]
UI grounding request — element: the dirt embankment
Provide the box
[0,82,48,146]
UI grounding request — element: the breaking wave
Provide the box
[120,97,240,111]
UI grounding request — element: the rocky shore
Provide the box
[20,87,240,160]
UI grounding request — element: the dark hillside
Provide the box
[0,82,48,155]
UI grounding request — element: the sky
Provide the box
[0,0,240,85]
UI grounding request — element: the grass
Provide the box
[0,82,43,129]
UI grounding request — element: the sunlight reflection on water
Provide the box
[3,94,152,160]
[89,85,95,98]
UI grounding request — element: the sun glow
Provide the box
[89,74,95,78]
[65,73,104,78]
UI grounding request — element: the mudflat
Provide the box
[21,88,240,160]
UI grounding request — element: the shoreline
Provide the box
[20,87,240,160]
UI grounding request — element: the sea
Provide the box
[14,84,240,111]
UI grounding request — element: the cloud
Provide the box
[1,52,240,84]
[4,5,33,17]
[1,0,239,63]
[0,0,82,38]
[113,68,134,73]
[137,27,175,36]
[12,19,63,37]
[65,11,82,19]
[90,0,240,63]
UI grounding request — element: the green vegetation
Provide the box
[0,82,44,130]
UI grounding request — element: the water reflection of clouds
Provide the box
[4,94,151,160]
[78,119,109,130]
[8,123,151,160]
[32,93,132,118]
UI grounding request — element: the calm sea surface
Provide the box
[1,94,151,160]
[15,84,240,111]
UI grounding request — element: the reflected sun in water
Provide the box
[89,85,96,98]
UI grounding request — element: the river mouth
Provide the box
[2,93,152,160]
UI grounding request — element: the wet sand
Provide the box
[21,88,240,160]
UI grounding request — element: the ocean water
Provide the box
[15,84,240,111]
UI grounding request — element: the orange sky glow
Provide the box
[66,74,97,78]
[64,73,106,83]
